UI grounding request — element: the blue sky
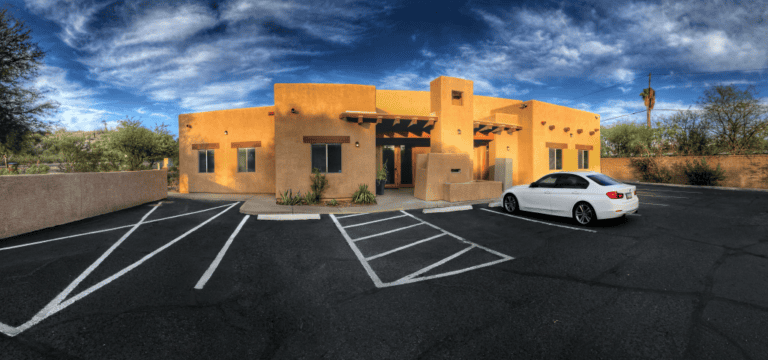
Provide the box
[5,0,768,138]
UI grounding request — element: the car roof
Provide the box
[546,171,600,177]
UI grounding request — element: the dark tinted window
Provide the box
[556,175,589,189]
[206,150,215,173]
[587,174,623,186]
[198,150,206,172]
[311,144,326,172]
[327,144,342,173]
[535,175,558,188]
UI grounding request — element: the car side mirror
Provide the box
[529,183,538,188]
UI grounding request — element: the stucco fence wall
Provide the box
[1,170,167,239]
[601,155,768,189]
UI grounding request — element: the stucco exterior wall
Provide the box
[274,84,377,200]
[376,90,431,115]
[430,77,475,156]
[602,155,768,189]
[0,170,167,239]
[178,106,276,194]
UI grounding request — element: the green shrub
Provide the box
[0,168,16,176]
[279,189,304,205]
[630,157,673,183]
[309,168,328,202]
[304,190,318,205]
[682,158,726,186]
[327,199,339,206]
[351,184,376,204]
[24,164,50,174]
[376,160,388,181]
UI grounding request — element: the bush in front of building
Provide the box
[310,168,328,202]
[682,158,726,186]
[327,199,339,206]
[279,189,304,205]
[23,164,50,174]
[351,184,376,204]
[630,157,673,183]
[304,190,319,205]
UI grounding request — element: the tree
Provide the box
[0,8,58,149]
[659,110,716,155]
[700,85,768,155]
[106,118,176,171]
[601,121,663,157]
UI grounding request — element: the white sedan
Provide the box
[500,171,639,225]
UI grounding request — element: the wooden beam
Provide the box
[357,116,363,124]
[425,120,435,127]
[393,117,400,125]
[479,125,494,132]
[375,118,382,124]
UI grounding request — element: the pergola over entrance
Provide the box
[473,120,523,135]
[340,111,437,137]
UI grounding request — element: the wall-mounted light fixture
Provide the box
[570,133,573,138]
[457,129,461,135]
[186,124,192,128]
[520,104,528,109]
[224,131,228,135]
[506,146,510,151]
[268,111,275,116]
[291,108,299,114]
[355,141,359,147]
[541,121,546,125]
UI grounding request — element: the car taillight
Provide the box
[606,191,624,199]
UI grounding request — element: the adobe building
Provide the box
[178,76,601,201]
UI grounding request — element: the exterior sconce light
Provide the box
[457,129,461,135]
[563,127,570,132]
[541,121,546,125]
[291,108,299,114]
[355,141,359,147]
[570,133,573,138]
[186,124,192,128]
[520,104,528,109]
[224,131,228,135]
[506,146,510,151]
[268,111,274,116]
[549,125,555,130]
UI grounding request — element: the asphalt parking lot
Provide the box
[1,183,767,359]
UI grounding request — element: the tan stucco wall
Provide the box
[179,106,276,194]
[414,153,472,201]
[602,155,768,189]
[430,77,475,156]
[376,90,432,115]
[274,83,377,200]
[443,180,502,202]
[0,170,167,239]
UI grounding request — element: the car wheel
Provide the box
[503,194,518,214]
[573,202,596,226]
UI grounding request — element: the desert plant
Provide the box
[351,184,376,204]
[327,199,339,206]
[682,158,726,186]
[304,190,318,205]
[279,189,304,205]
[630,157,673,183]
[310,167,328,202]
[376,160,388,181]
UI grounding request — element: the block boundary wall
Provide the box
[1,170,167,239]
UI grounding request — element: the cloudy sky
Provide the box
[5,0,768,138]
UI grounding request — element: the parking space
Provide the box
[1,183,767,359]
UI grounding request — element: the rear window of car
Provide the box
[587,174,623,186]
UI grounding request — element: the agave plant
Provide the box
[351,184,376,204]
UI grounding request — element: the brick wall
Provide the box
[601,155,768,189]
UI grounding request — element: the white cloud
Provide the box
[32,65,121,131]
[114,4,217,46]
[136,107,146,114]
[151,113,171,120]
[378,73,431,91]
[421,49,435,58]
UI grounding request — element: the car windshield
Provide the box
[587,174,623,186]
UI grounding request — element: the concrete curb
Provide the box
[423,205,473,214]
[256,214,322,220]
[626,181,768,193]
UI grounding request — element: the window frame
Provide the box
[237,147,256,173]
[578,150,589,169]
[198,149,215,173]
[549,148,562,170]
[311,143,342,173]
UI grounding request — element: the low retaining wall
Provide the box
[443,181,502,202]
[1,170,167,239]
[601,155,768,189]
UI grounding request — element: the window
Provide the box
[198,149,214,173]
[311,143,342,173]
[578,150,589,169]
[535,174,558,188]
[556,175,589,189]
[237,148,256,172]
[587,174,623,186]
[549,148,562,170]
[452,90,463,106]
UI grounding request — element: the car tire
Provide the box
[573,202,596,226]
[503,194,518,214]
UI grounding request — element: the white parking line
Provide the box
[343,214,407,228]
[334,213,370,219]
[4,202,239,337]
[0,202,239,252]
[331,210,514,288]
[479,208,598,233]
[194,215,250,290]
[365,233,446,261]
[352,223,424,242]
[257,214,321,220]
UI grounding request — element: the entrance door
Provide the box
[382,145,414,188]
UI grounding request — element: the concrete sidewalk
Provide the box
[168,189,500,215]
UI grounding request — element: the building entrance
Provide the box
[382,145,414,188]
